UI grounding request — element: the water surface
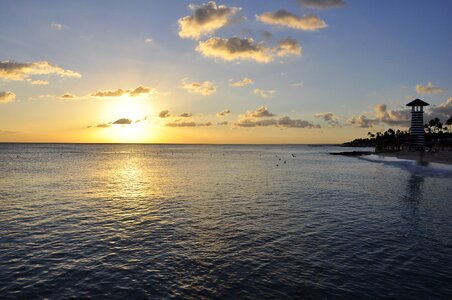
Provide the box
[1,144,451,299]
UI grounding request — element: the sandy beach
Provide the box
[377,150,452,165]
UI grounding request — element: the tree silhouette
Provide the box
[344,115,452,152]
[446,116,452,133]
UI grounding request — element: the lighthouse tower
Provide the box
[406,99,429,150]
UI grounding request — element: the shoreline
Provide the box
[375,151,452,166]
[331,149,452,166]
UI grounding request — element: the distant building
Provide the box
[406,99,429,150]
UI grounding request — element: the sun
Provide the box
[99,96,157,142]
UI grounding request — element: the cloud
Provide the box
[275,38,302,56]
[179,113,193,117]
[0,91,16,104]
[253,88,276,98]
[347,115,377,128]
[196,37,274,63]
[256,10,327,31]
[314,112,341,127]
[218,121,229,125]
[230,77,253,87]
[277,116,320,128]
[50,22,67,29]
[347,104,411,128]
[91,116,148,128]
[59,93,77,100]
[290,82,303,87]
[374,104,411,126]
[429,97,452,121]
[245,106,276,118]
[28,94,55,101]
[0,129,21,135]
[235,116,319,128]
[217,108,231,116]
[415,82,445,94]
[91,85,156,98]
[159,110,171,118]
[182,80,217,96]
[129,85,153,97]
[297,0,346,9]
[91,89,126,97]
[166,120,212,127]
[166,121,197,127]
[28,79,49,85]
[196,37,301,63]
[112,118,133,125]
[178,1,242,40]
[0,60,81,81]
[144,38,153,44]
[262,30,273,39]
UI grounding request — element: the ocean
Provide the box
[1,143,451,299]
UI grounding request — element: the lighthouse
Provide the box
[406,99,429,150]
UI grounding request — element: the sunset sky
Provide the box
[1,0,451,143]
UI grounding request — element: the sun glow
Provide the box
[98,96,157,142]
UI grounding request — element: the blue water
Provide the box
[1,144,451,299]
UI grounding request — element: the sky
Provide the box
[0,0,451,143]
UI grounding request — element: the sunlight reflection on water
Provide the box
[1,144,451,299]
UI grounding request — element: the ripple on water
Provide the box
[1,144,452,299]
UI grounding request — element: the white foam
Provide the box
[358,154,452,177]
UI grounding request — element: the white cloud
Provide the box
[245,106,276,118]
[178,1,242,40]
[28,79,49,85]
[60,85,157,100]
[314,112,341,127]
[253,88,276,98]
[159,110,171,118]
[429,97,452,121]
[217,109,230,116]
[275,38,302,57]
[298,0,346,9]
[166,121,212,127]
[91,85,156,98]
[28,94,55,101]
[235,116,319,128]
[0,91,16,104]
[230,77,253,87]
[50,22,66,29]
[0,60,81,81]
[347,104,411,128]
[129,85,154,97]
[346,115,377,128]
[196,37,301,63]
[415,82,445,94]
[196,37,274,63]
[144,38,153,44]
[90,117,150,129]
[59,93,77,100]
[113,118,133,125]
[256,10,327,31]
[181,80,217,96]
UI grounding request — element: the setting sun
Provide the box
[1,1,452,299]
[93,96,156,142]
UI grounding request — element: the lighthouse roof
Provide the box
[406,99,429,106]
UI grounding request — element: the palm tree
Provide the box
[446,116,452,133]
